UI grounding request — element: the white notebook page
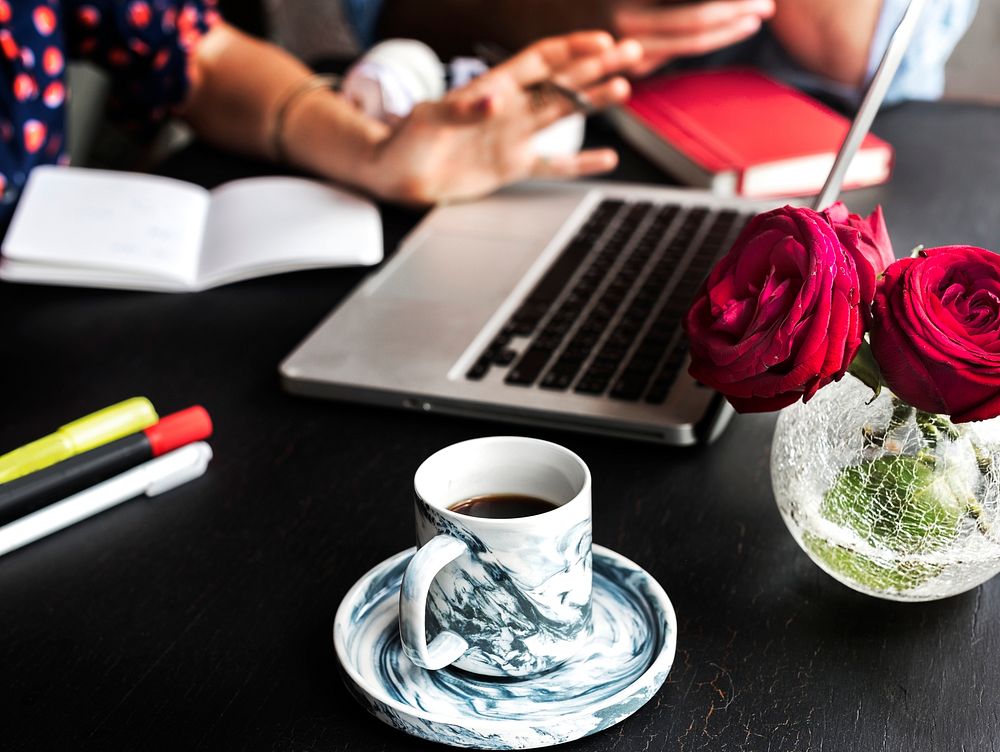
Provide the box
[3,166,208,285]
[196,177,382,287]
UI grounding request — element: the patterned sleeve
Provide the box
[64,0,222,128]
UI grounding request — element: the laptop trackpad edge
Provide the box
[368,232,542,307]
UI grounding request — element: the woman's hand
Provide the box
[360,32,642,204]
[183,25,638,206]
[614,0,775,76]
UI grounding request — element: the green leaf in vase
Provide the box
[821,455,965,555]
[802,532,942,592]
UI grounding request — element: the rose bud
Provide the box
[684,205,877,412]
[870,245,1000,423]
[823,201,895,275]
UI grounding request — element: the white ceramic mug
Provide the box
[399,437,593,677]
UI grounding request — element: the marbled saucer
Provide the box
[333,545,677,749]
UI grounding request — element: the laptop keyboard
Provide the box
[465,199,753,403]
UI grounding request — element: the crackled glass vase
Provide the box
[771,377,1000,601]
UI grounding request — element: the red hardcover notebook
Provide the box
[611,68,894,198]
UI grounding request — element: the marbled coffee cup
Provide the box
[399,436,593,677]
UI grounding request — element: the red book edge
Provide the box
[622,67,895,197]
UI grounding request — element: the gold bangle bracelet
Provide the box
[270,73,340,165]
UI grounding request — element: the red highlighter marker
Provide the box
[0,406,212,525]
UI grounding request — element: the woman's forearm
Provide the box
[178,25,638,205]
[768,0,882,86]
[179,22,389,191]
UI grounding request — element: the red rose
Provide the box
[870,246,1000,422]
[684,206,877,412]
[823,201,894,275]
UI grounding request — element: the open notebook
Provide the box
[0,166,383,292]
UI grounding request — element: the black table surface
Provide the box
[4,101,1000,751]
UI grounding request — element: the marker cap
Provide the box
[144,406,213,457]
[0,397,158,484]
[60,397,158,454]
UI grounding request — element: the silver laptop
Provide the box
[281,0,924,445]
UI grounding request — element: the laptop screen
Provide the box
[813,0,926,210]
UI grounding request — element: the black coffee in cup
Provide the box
[448,494,558,519]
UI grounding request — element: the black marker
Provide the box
[0,406,212,525]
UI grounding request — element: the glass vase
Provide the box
[771,377,1000,601]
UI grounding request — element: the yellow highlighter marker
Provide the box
[0,398,159,484]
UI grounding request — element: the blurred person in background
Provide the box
[269,0,977,107]
[0,0,641,228]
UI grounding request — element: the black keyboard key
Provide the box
[610,372,650,401]
[569,332,598,349]
[544,318,572,337]
[601,289,626,308]
[540,370,573,391]
[509,319,535,336]
[587,368,617,384]
[490,332,511,349]
[529,254,584,304]
[513,300,548,321]
[628,354,661,373]
[645,370,681,404]
[575,377,609,395]
[620,310,646,329]
[629,300,654,320]
[509,301,547,336]
[466,356,491,380]
[534,332,564,352]
[607,276,631,291]
[505,347,553,386]
[485,342,505,357]
[542,351,588,384]
[588,354,619,372]
[595,199,624,213]
[603,328,630,348]
[561,341,591,360]
[494,348,516,366]
[593,345,623,363]
[640,328,672,349]
[644,345,690,401]
[488,199,716,397]
[633,286,658,304]
[659,298,691,323]
[659,356,686,384]
[645,381,671,405]
[558,348,587,364]
[551,306,578,324]
[501,200,633,343]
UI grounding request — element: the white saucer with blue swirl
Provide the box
[334,544,677,749]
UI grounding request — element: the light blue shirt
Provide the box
[868,0,978,102]
[746,0,978,105]
[341,0,978,106]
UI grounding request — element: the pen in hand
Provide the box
[474,42,595,115]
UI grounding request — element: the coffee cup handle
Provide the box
[399,535,471,670]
